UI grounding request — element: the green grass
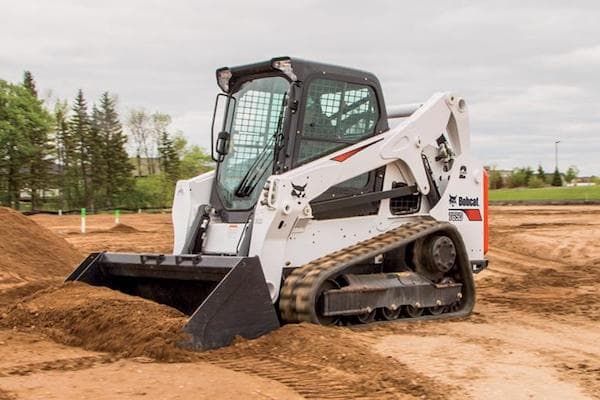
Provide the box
[490,185,600,202]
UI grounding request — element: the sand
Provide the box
[0,282,189,361]
[0,207,82,284]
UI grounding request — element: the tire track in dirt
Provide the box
[199,323,463,400]
[210,355,379,399]
[482,209,600,322]
[0,354,117,377]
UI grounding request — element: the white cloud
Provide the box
[540,45,600,68]
[0,0,599,175]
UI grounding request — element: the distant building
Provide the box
[569,177,596,187]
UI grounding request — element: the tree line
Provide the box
[0,72,212,211]
[487,165,582,190]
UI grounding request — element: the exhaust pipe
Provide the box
[387,103,422,119]
[66,253,280,350]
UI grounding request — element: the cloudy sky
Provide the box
[1,1,599,175]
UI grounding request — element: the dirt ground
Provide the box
[0,206,598,399]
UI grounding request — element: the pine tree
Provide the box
[19,71,54,210]
[537,165,545,180]
[158,130,180,183]
[68,89,92,208]
[89,105,107,209]
[97,92,133,207]
[25,100,54,210]
[551,168,562,187]
[23,71,37,98]
[0,80,52,210]
[54,100,72,209]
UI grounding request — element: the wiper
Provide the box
[235,136,276,197]
[235,93,288,198]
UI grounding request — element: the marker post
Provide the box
[80,208,86,234]
[115,209,120,225]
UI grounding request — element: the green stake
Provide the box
[80,207,86,233]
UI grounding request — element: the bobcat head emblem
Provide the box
[449,195,457,207]
[291,182,307,198]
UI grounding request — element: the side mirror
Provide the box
[211,93,236,162]
[215,131,230,161]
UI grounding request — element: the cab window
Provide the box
[298,79,379,164]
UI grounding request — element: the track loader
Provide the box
[67,57,489,350]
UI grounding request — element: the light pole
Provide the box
[554,140,560,171]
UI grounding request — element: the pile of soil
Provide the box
[107,224,139,234]
[0,278,455,398]
[0,388,15,400]
[0,207,82,281]
[0,282,190,362]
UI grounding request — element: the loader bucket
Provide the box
[66,253,280,350]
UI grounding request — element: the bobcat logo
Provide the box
[291,182,307,198]
[449,195,457,207]
[459,165,467,179]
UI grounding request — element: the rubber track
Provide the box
[280,217,453,323]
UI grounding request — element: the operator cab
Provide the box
[210,56,389,223]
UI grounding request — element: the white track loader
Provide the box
[67,57,489,350]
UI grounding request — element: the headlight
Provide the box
[216,67,232,92]
[271,57,297,81]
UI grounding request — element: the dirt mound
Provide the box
[0,388,16,400]
[107,223,139,233]
[0,279,62,309]
[202,323,459,399]
[0,207,83,281]
[0,282,190,361]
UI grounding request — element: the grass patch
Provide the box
[490,185,600,202]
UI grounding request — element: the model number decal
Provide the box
[449,210,464,221]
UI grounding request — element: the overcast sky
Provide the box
[1,1,599,175]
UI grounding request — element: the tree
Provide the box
[88,105,107,208]
[527,176,545,188]
[536,165,546,182]
[0,80,30,208]
[551,168,562,187]
[486,166,504,190]
[18,71,54,209]
[53,100,72,209]
[158,130,180,183]
[564,165,579,184]
[507,167,533,188]
[96,92,133,207]
[23,71,37,98]
[68,89,92,207]
[0,80,53,209]
[523,166,534,186]
[127,109,155,176]
[24,96,54,210]
[179,144,213,179]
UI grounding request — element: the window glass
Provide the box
[216,76,288,210]
[301,79,378,158]
[339,173,369,188]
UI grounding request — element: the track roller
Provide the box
[356,309,376,324]
[380,307,402,321]
[405,305,424,318]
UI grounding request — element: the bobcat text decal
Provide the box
[448,194,482,221]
